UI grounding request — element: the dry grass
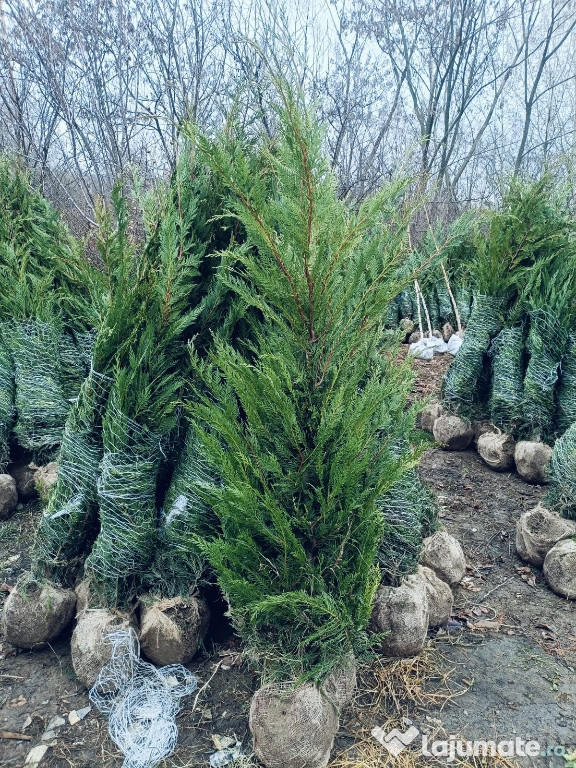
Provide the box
[330,645,517,768]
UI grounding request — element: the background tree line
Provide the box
[1,0,575,235]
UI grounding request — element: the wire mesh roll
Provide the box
[520,309,567,441]
[557,335,576,435]
[0,331,14,471]
[489,325,525,429]
[34,370,111,581]
[442,294,504,412]
[85,400,161,600]
[546,422,576,521]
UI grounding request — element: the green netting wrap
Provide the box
[546,422,576,520]
[557,335,576,435]
[520,309,567,441]
[85,400,161,600]
[488,325,525,429]
[34,370,111,582]
[455,286,472,327]
[442,294,504,412]
[377,467,439,587]
[424,289,440,329]
[0,332,14,470]
[385,296,400,328]
[398,289,414,318]
[153,427,218,596]
[436,283,453,323]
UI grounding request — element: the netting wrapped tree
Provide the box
[489,325,525,429]
[0,328,14,471]
[546,422,576,521]
[191,83,424,768]
[0,158,101,463]
[442,177,576,427]
[557,336,576,434]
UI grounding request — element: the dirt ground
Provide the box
[0,349,575,768]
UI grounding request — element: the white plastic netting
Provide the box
[35,369,111,578]
[89,628,197,768]
[84,401,161,593]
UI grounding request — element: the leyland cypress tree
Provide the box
[188,84,421,683]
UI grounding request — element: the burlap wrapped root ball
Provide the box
[543,539,576,599]
[516,505,576,567]
[415,565,453,627]
[0,473,18,519]
[2,579,76,648]
[320,652,356,711]
[34,462,59,500]
[139,595,210,665]
[514,441,553,485]
[372,574,429,657]
[433,415,474,451]
[249,681,340,768]
[7,461,38,501]
[71,608,139,688]
[420,530,466,586]
[477,432,515,471]
[420,402,444,434]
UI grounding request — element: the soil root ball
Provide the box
[34,462,58,500]
[415,565,453,627]
[71,609,139,689]
[514,441,553,485]
[420,530,466,586]
[249,681,339,768]
[139,595,210,666]
[420,402,444,433]
[477,431,516,471]
[372,574,429,657]
[320,652,356,711]
[2,579,76,648]
[433,415,474,451]
[8,461,38,500]
[516,504,576,567]
[543,539,576,599]
[0,473,18,519]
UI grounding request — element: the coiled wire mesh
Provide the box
[89,628,197,768]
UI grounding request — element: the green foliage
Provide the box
[0,156,102,330]
[189,84,422,683]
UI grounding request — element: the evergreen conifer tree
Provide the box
[189,84,422,683]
